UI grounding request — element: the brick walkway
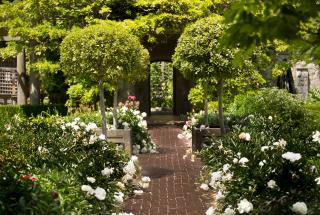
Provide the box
[123,126,211,215]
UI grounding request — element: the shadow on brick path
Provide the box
[123,126,212,215]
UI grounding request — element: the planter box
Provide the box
[95,128,133,155]
[192,127,222,151]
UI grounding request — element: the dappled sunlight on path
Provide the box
[123,126,211,215]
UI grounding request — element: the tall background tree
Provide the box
[60,22,149,136]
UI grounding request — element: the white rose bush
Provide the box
[200,89,320,214]
[0,115,151,214]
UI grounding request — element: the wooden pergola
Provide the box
[0,36,27,105]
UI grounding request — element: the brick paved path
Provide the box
[123,126,211,215]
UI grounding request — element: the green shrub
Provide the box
[308,88,320,103]
[200,115,320,214]
[0,115,145,214]
[229,88,307,129]
[0,104,67,139]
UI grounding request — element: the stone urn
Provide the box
[192,127,222,151]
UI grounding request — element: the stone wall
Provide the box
[291,62,320,98]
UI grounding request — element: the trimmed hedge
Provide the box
[0,104,67,135]
[0,104,67,118]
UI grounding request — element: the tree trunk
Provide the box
[218,78,226,135]
[113,87,118,129]
[17,50,27,105]
[98,80,107,136]
[204,80,209,127]
[29,52,40,105]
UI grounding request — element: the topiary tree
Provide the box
[173,15,254,135]
[60,21,149,136]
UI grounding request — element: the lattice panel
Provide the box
[0,68,18,96]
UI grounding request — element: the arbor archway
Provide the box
[119,34,194,116]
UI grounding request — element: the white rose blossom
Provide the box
[99,134,106,140]
[142,176,151,183]
[315,177,320,185]
[223,164,231,172]
[200,183,209,191]
[239,132,251,141]
[123,160,136,175]
[223,207,236,215]
[267,180,277,189]
[292,202,308,215]
[94,187,106,200]
[261,146,269,152]
[101,167,114,177]
[86,177,96,183]
[237,199,253,214]
[273,139,287,148]
[205,207,215,215]
[81,185,95,195]
[216,190,225,200]
[85,122,97,131]
[239,157,249,166]
[114,192,124,204]
[233,158,239,164]
[134,190,143,195]
[312,130,320,143]
[282,152,302,163]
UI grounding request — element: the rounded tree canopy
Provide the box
[60,21,150,86]
[173,14,241,81]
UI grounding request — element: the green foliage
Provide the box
[308,88,320,103]
[60,21,149,86]
[173,14,241,81]
[0,104,66,128]
[66,84,101,111]
[150,62,173,108]
[188,85,205,112]
[222,0,320,62]
[200,115,320,214]
[130,0,214,43]
[229,88,307,129]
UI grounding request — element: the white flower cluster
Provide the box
[267,179,277,189]
[81,185,106,200]
[177,122,192,140]
[312,130,320,143]
[292,202,308,215]
[237,199,253,214]
[122,156,138,183]
[118,108,156,154]
[239,132,251,141]
[282,152,302,163]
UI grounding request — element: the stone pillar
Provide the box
[173,68,193,115]
[16,50,27,104]
[134,74,150,115]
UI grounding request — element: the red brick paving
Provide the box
[123,126,211,215]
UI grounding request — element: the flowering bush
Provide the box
[116,103,157,154]
[68,99,156,154]
[200,115,320,214]
[0,115,151,214]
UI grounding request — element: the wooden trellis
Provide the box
[0,67,18,104]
